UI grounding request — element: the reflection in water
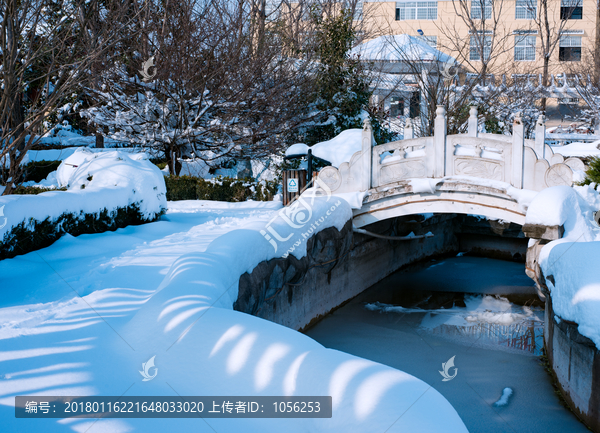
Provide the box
[365,294,544,356]
[428,320,543,355]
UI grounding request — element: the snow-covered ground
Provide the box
[6,123,600,432]
[21,147,144,166]
[550,141,600,158]
[36,128,123,148]
[0,199,468,432]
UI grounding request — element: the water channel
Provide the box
[306,255,589,433]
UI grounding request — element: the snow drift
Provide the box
[530,185,600,349]
[115,195,468,432]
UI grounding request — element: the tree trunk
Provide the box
[541,55,550,112]
[3,71,25,195]
[166,144,175,176]
[256,0,266,55]
[541,0,551,112]
[595,0,600,84]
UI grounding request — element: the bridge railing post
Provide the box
[434,106,447,177]
[512,112,525,189]
[468,106,478,137]
[404,118,414,139]
[362,118,373,192]
[534,114,546,159]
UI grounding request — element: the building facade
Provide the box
[359,0,597,78]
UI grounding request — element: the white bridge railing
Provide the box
[317,107,585,197]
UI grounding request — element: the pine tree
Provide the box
[302,9,391,146]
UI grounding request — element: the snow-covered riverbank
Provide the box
[0,200,468,433]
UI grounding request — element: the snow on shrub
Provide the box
[578,156,600,187]
[0,149,166,259]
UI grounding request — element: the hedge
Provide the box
[12,186,67,195]
[577,156,600,187]
[165,176,279,202]
[21,160,62,183]
[1,174,275,260]
[149,158,168,170]
[0,203,162,260]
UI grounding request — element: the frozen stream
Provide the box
[306,255,589,433]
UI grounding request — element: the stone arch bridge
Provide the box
[317,107,585,228]
[311,108,600,431]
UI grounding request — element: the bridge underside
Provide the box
[352,181,526,228]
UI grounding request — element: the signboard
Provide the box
[287,178,299,193]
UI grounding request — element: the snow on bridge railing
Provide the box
[545,132,600,145]
[448,72,590,99]
[371,72,595,100]
[317,107,586,197]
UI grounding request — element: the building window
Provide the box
[354,1,363,20]
[511,74,537,85]
[390,97,405,117]
[465,73,495,84]
[471,0,492,19]
[416,35,438,48]
[301,1,320,21]
[514,35,536,61]
[470,35,492,61]
[515,0,536,19]
[559,35,582,61]
[265,0,280,21]
[409,92,420,118]
[395,2,438,20]
[560,0,582,19]
[558,97,579,105]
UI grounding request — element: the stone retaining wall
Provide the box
[525,223,600,432]
[545,295,600,432]
[235,213,527,332]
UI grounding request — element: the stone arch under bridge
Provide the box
[317,107,586,227]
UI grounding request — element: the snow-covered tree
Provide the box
[81,0,320,175]
[0,0,137,195]
[299,8,391,145]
